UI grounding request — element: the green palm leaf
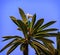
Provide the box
[44,43,55,55]
[35,33,58,37]
[10,16,23,31]
[34,37,54,43]
[19,8,27,24]
[32,14,36,26]
[0,38,23,53]
[38,47,51,55]
[47,33,58,37]
[38,21,56,31]
[28,14,36,34]
[34,33,50,37]
[2,36,22,41]
[34,19,44,28]
[10,16,19,26]
[3,36,22,39]
[33,19,44,34]
[7,42,20,55]
[17,20,27,37]
[32,40,48,50]
[32,40,52,55]
[10,17,27,34]
[37,28,58,33]
[29,41,41,55]
[0,39,16,52]
[33,28,58,36]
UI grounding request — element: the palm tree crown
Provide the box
[0,8,58,55]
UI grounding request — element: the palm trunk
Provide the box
[23,43,28,55]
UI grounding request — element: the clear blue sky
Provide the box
[0,0,60,55]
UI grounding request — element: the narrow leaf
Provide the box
[44,42,55,55]
[34,19,44,29]
[19,8,27,23]
[7,43,20,55]
[34,33,58,37]
[3,36,22,39]
[37,28,58,33]
[35,33,50,37]
[48,33,58,37]
[38,21,56,31]
[29,41,40,55]
[2,36,22,41]
[10,16,22,30]
[28,14,36,34]
[17,20,27,37]
[0,39,17,52]
[33,19,44,34]
[35,37,54,43]
[32,14,36,26]
[10,16,19,26]
[32,40,52,55]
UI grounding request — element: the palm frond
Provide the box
[37,21,56,31]
[0,39,16,52]
[0,38,23,53]
[37,28,58,33]
[19,8,27,24]
[44,42,55,55]
[17,20,27,37]
[10,17,27,36]
[29,41,41,55]
[7,42,20,55]
[32,14,36,27]
[35,33,58,37]
[32,40,52,55]
[10,16,19,26]
[34,37,54,43]
[33,19,44,34]
[2,36,22,41]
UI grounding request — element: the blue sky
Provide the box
[0,0,60,55]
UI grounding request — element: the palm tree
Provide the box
[0,8,58,55]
